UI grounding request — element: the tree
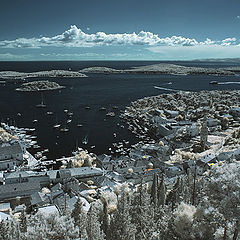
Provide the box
[109,186,136,240]
[87,203,105,240]
[166,177,181,210]
[158,173,166,206]
[150,173,158,206]
[101,200,109,239]
[24,210,78,240]
[130,180,156,239]
[203,161,240,239]
[19,210,27,233]
[0,220,9,240]
[71,197,87,239]
[169,202,196,240]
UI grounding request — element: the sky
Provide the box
[0,0,240,61]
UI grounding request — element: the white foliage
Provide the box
[173,202,196,237]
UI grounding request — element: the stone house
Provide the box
[0,143,24,170]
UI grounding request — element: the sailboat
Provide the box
[72,139,80,155]
[82,135,88,145]
[36,93,46,108]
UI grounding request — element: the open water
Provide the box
[0,61,240,159]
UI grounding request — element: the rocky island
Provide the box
[80,63,236,75]
[0,69,87,80]
[15,80,65,92]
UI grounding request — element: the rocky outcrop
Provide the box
[80,67,123,74]
[16,80,65,92]
[0,70,87,80]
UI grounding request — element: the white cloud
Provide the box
[0,25,239,49]
[40,52,102,57]
[221,37,237,46]
[237,16,240,19]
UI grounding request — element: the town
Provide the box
[1,90,240,226]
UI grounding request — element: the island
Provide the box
[80,63,236,76]
[15,80,65,92]
[0,69,87,80]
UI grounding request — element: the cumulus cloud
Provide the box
[0,25,239,49]
[221,37,237,46]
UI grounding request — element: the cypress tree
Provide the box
[101,200,109,239]
[158,173,166,206]
[71,197,87,239]
[109,189,136,240]
[19,210,27,233]
[87,204,105,240]
[150,173,158,206]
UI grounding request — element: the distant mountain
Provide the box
[193,58,240,63]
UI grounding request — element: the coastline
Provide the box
[0,69,87,80]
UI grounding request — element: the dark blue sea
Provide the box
[0,60,240,160]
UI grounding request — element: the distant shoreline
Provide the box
[0,70,87,80]
[79,63,239,76]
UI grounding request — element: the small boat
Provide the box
[26,128,36,132]
[17,113,22,117]
[64,109,68,113]
[209,81,218,85]
[67,119,72,124]
[113,106,118,110]
[60,127,69,132]
[82,135,88,145]
[100,107,106,111]
[106,112,115,117]
[53,117,60,128]
[36,94,46,108]
[33,145,41,149]
[77,124,83,127]
[47,111,53,115]
[67,112,74,117]
[40,156,47,161]
[36,103,46,108]
[85,106,90,110]
[33,119,38,123]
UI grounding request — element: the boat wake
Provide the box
[218,82,240,85]
[154,86,179,92]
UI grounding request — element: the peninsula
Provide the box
[0,70,87,80]
[80,63,236,75]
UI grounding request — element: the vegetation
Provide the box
[1,160,239,240]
